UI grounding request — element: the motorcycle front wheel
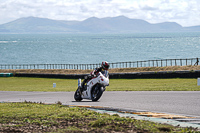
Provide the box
[74,88,83,101]
[91,86,103,101]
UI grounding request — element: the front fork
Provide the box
[78,78,81,87]
[78,78,82,94]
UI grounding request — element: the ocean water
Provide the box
[0,33,200,64]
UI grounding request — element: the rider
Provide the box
[79,61,110,92]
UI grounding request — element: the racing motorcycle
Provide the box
[74,70,109,101]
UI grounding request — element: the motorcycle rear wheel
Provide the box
[91,86,103,101]
[74,88,83,101]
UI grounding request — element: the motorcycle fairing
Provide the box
[81,76,98,99]
[81,72,109,100]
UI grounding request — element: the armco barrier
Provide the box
[14,70,200,79]
[109,70,200,79]
[14,73,87,79]
[0,73,13,77]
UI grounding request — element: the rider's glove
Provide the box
[88,75,93,79]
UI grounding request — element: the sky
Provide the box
[0,0,200,27]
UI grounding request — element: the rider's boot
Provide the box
[79,75,90,94]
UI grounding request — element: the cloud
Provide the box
[0,0,199,26]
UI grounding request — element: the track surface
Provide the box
[1,91,200,117]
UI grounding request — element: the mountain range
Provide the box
[0,16,200,33]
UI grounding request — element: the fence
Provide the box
[0,58,199,70]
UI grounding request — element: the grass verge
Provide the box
[0,77,200,91]
[0,102,198,133]
[1,65,200,74]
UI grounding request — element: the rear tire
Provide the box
[91,85,103,101]
[74,88,82,101]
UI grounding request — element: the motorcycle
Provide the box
[74,70,109,101]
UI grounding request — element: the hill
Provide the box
[0,16,199,33]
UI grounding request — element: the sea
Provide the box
[0,32,200,65]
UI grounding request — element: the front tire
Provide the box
[91,85,103,101]
[74,88,82,101]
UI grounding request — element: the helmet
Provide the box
[101,61,109,70]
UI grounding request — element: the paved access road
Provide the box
[1,91,200,117]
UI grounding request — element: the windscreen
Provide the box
[101,70,109,78]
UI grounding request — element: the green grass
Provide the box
[0,77,200,91]
[0,77,77,91]
[109,78,200,91]
[0,102,197,132]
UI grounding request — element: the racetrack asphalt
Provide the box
[1,91,200,117]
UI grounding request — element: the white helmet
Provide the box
[101,61,109,70]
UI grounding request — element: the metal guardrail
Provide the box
[0,58,199,70]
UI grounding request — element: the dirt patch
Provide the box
[0,119,149,133]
